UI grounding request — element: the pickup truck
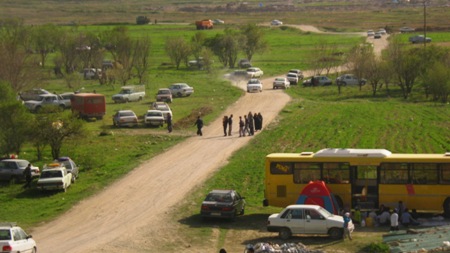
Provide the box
[36,163,72,192]
[409,35,431,44]
[24,94,71,112]
[336,74,366,86]
[195,19,213,30]
[112,85,146,103]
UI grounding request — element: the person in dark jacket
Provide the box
[257,112,263,131]
[244,115,249,136]
[23,163,32,188]
[248,112,254,136]
[228,114,233,136]
[222,115,228,136]
[167,114,173,133]
[239,116,245,137]
[194,116,203,136]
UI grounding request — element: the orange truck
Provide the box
[195,19,213,30]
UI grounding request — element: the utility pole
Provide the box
[423,0,428,49]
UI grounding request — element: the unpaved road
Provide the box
[33,26,388,253]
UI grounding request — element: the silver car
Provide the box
[113,110,138,128]
[0,159,40,183]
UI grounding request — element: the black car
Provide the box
[238,59,252,69]
[200,189,246,219]
[55,157,79,183]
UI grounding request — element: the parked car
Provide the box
[144,110,165,127]
[212,19,225,24]
[112,85,145,103]
[238,59,252,69]
[37,163,72,192]
[400,27,415,33]
[168,83,194,97]
[152,102,173,122]
[0,159,40,183]
[374,32,382,39]
[289,69,304,79]
[156,88,173,103]
[23,94,70,112]
[246,67,264,78]
[271,20,283,26]
[247,79,263,93]
[273,77,290,89]
[267,204,352,240]
[200,189,246,219]
[286,73,299,85]
[55,157,79,183]
[81,68,102,80]
[336,74,366,86]
[0,222,37,253]
[367,30,375,37]
[409,35,432,44]
[19,88,51,101]
[112,110,138,128]
[378,28,387,35]
[303,76,332,87]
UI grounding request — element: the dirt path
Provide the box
[32,25,388,253]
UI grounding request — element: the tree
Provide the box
[132,36,151,84]
[346,43,373,91]
[0,18,42,93]
[32,24,60,68]
[31,112,85,160]
[191,32,206,68]
[165,36,191,69]
[240,24,267,61]
[206,28,243,68]
[0,81,31,156]
[424,61,450,103]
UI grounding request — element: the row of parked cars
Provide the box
[0,157,79,192]
[113,101,174,128]
[199,189,353,240]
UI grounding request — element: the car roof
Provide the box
[146,110,163,113]
[209,189,235,194]
[285,204,320,209]
[0,222,19,229]
[1,159,29,163]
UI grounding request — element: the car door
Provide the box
[12,228,34,253]
[281,208,305,234]
[304,209,327,234]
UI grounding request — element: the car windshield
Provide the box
[41,170,63,178]
[287,74,297,77]
[120,111,135,117]
[275,78,284,81]
[317,206,333,217]
[205,192,232,203]
[17,161,28,167]
[248,79,260,84]
[147,112,162,117]
[158,90,170,94]
[0,229,12,240]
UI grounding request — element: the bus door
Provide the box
[350,165,379,210]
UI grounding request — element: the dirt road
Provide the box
[32,26,388,253]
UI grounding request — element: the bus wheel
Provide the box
[279,228,291,240]
[444,198,450,218]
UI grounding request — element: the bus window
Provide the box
[322,163,350,184]
[356,165,377,180]
[380,163,408,184]
[270,162,292,174]
[293,163,320,184]
[441,164,450,184]
[411,163,438,184]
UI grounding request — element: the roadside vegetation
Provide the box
[0,4,449,251]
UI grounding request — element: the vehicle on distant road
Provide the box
[289,69,304,79]
[367,30,375,37]
[409,35,432,44]
[286,73,299,85]
[400,27,415,33]
[271,20,283,26]
[238,59,252,69]
[195,19,213,30]
[273,77,290,89]
[247,79,263,93]
[247,67,264,78]
[200,189,246,220]
[374,32,382,39]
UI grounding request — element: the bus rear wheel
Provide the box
[444,198,450,218]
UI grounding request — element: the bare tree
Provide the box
[32,24,60,68]
[133,36,151,84]
[165,36,191,69]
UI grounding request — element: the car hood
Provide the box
[325,215,345,226]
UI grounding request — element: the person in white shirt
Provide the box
[377,207,391,226]
[390,208,399,231]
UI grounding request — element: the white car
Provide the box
[247,79,263,93]
[144,110,165,127]
[0,222,37,253]
[273,77,290,89]
[336,74,366,86]
[37,163,72,192]
[367,30,375,37]
[152,102,173,122]
[267,204,352,240]
[271,20,283,26]
[286,73,299,85]
[169,83,194,97]
[113,110,138,128]
[246,67,264,78]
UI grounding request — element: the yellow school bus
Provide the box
[263,148,450,216]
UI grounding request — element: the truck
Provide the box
[409,35,431,44]
[70,93,106,120]
[195,19,213,30]
[23,93,71,112]
[36,163,72,192]
[112,85,146,103]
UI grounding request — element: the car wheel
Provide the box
[329,227,343,239]
[240,207,245,215]
[138,97,142,101]
[31,247,37,253]
[177,92,182,97]
[279,228,292,240]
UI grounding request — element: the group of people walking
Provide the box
[223,112,263,137]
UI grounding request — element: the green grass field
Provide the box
[0,9,449,252]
